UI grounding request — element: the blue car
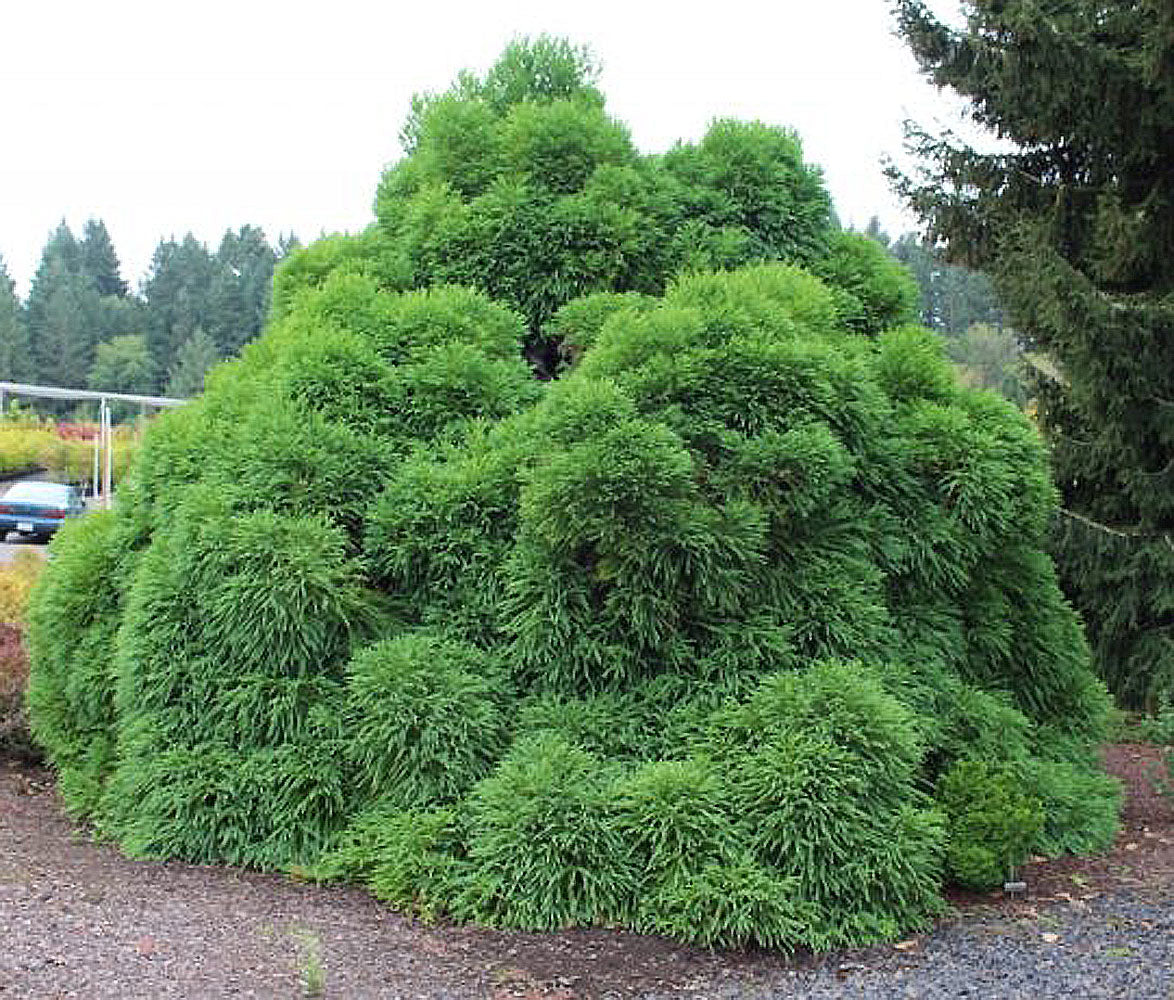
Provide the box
[0,481,85,542]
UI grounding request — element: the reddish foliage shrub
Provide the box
[0,624,28,696]
[55,423,99,442]
[0,623,39,762]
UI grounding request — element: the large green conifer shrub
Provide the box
[26,37,1118,952]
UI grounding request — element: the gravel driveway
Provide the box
[2,748,1171,1000]
[0,536,48,565]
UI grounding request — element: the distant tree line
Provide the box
[0,212,1022,413]
[855,219,1025,406]
[0,221,297,406]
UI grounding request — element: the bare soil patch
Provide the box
[1,744,1170,999]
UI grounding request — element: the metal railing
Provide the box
[0,381,188,508]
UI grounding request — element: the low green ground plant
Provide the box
[1125,702,1174,746]
[937,761,1044,888]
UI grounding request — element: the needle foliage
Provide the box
[26,36,1118,952]
[890,0,1174,708]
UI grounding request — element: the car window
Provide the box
[3,482,72,504]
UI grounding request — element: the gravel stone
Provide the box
[3,746,1172,1000]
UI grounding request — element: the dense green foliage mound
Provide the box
[274,35,868,374]
[27,39,1118,952]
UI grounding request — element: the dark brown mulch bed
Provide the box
[1,744,1170,999]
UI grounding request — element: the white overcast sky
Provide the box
[0,0,966,298]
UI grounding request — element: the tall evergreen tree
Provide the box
[164,327,221,398]
[25,223,100,388]
[87,334,156,396]
[46,280,100,389]
[141,234,216,389]
[94,294,147,346]
[862,215,891,247]
[0,254,31,383]
[891,0,1174,706]
[80,219,129,298]
[208,226,278,356]
[276,232,302,262]
[889,233,1003,335]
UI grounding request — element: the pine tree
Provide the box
[0,254,31,382]
[165,327,221,398]
[863,216,891,248]
[46,280,100,389]
[94,295,147,346]
[891,0,1174,706]
[208,226,277,356]
[889,233,1003,336]
[275,232,302,262]
[25,223,101,388]
[25,224,80,356]
[141,235,216,388]
[80,219,129,298]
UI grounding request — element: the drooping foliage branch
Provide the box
[889,0,1174,707]
[27,37,1118,952]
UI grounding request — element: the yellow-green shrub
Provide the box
[0,420,140,486]
[0,549,44,761]
[0,549,46,624]
[0,425,49,476]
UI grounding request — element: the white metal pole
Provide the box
[103,399,113,510]
[92,413,100,499]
